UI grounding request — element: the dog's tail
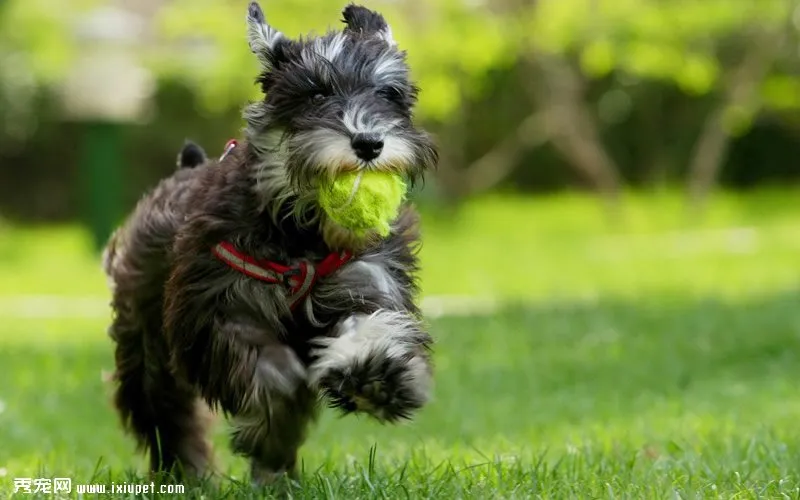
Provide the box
[176,140,208,169]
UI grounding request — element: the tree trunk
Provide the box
[686,106,733,212]
[523,55,622,208]
[432,54,622,208]
[460,112,550,194]
[685,28,786,213]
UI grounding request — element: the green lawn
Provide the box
[1,189,800,498]
[1,188,799,301]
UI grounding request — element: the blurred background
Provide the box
[2,0,800,494]
[2,0,799,238]
[1,0,799,300]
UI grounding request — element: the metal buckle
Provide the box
[282,267,302,288]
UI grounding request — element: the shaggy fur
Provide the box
[104,2,438,484]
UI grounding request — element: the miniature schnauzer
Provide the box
[103,1,438,484]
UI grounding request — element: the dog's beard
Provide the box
[246,115,425,249]
[282,126,417,249]
[288,128,416,182]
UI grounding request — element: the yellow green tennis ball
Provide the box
[318,171,406,237]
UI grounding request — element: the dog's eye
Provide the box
[311,92,330,105]
[377,86,403,104]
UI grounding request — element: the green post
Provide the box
[79,121,124,251]
[62,6,151,253]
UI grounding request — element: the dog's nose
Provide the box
[351,134,384,162]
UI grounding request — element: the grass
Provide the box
[1,188,800,498]
[1,188,799,301]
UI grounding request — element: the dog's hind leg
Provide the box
[230,385,318,486]
[167,317,317,485]
[110,312,213,478]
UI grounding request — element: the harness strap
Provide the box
[212,241,352,310]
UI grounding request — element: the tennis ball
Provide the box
[318,171,406,237]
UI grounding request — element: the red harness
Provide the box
[212,242,353,310]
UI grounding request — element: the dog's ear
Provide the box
[247,1,285,68]
[341,4,396,46]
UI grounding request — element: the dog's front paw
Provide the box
[319,353,431,422]
[308,311,432,422]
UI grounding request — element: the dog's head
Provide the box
[242,2,438,209]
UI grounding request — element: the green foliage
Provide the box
[0,0,110,86]
[154,0,518,122]
[534,0,798,136]
[2,188,799,300]
[386,0,520,121]
[150,0,798,131]
[761,73,800,110]
[0,0,91,83]
[2,0,796,131]
[536,0,790,89]
[0,0,98,142]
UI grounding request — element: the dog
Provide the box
[103,1,439,485]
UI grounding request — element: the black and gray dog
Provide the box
[103,1,438,485]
